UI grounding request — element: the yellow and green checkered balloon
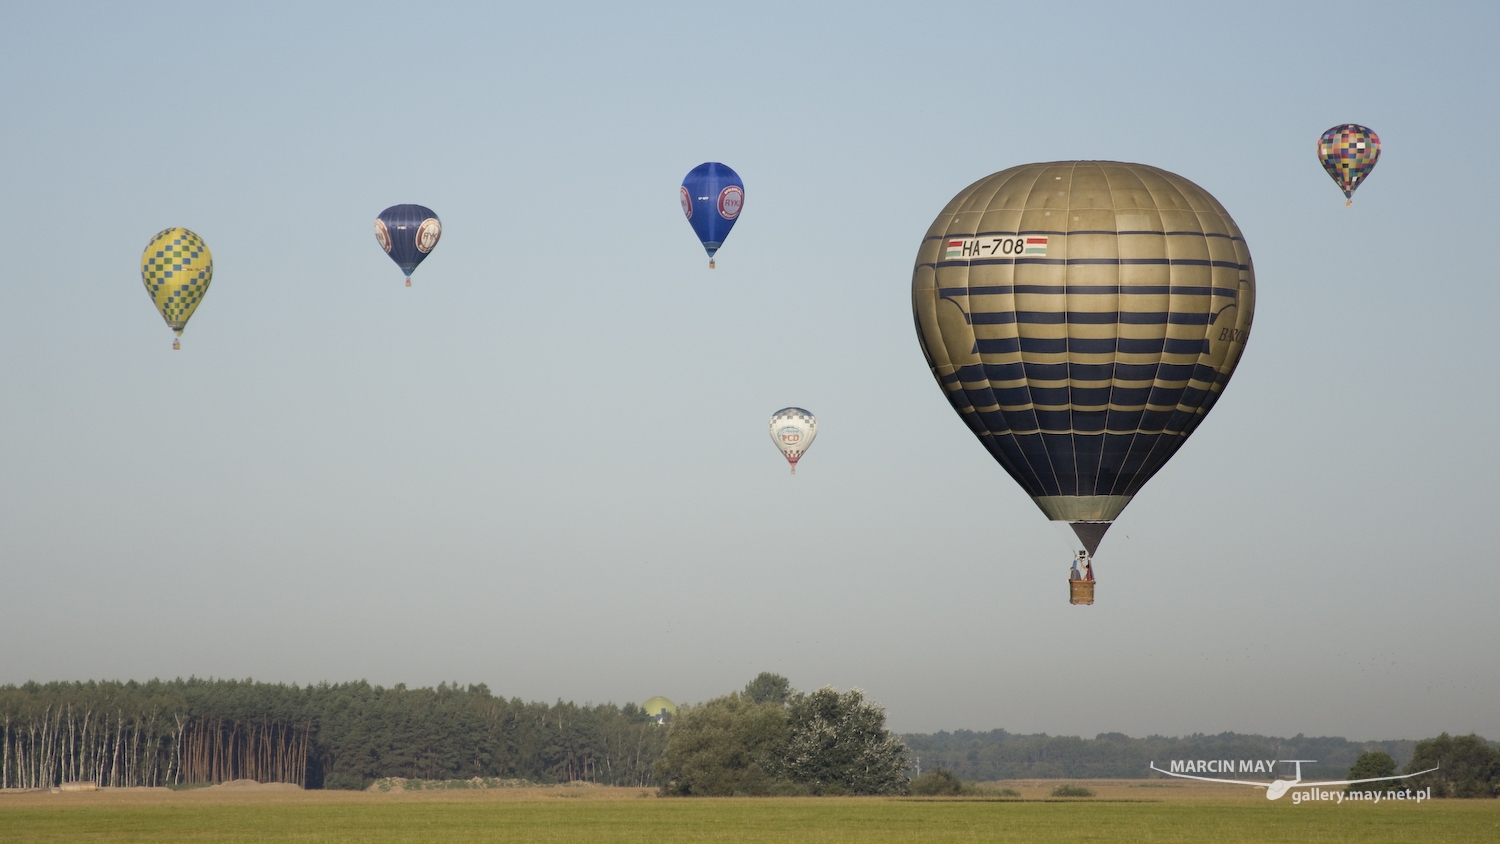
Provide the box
[140,228,213,347]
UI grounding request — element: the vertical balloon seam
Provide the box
[1063,161,1078,499]
[1093,162,1126,498]
[1068,162,1091,498]
[1179,191,1240,444]
[1145,167,1209,485]
[1111,160,1154,498]
[931,190,1007,488]
[1184,181,1245,444]
[1083,162,1121,502]
[1188,222,1253,444]
[1101,164,1148,501]
[1144,172,1214,486]
[1126,173,1205,497]
[1038,161,1074,497]
[1008,165,1056,500]
[1104,170,1176,499]
[1130,173,1234,496]
[1009,165,1064,498]
[976,169,1038,496]
[1044,163,1093,499]
[928,191,976,464]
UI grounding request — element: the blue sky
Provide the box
[1,1,1495,739]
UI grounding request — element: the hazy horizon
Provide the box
[2,2,1496,739]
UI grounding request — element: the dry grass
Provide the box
[1,780,1496,843]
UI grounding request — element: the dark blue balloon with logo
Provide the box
[374,204,442,286]
[680,163,744,268]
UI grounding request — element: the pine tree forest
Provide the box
[0,679,667,790]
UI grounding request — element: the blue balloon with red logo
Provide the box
[680,163,743,268]
[374,204,442,287]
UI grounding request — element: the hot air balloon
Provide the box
[642,697,677,726]
[140,228,213,350]
[911,161,1255,588]
[375,204,442,286]
[769,408,817,474]
[681,163,743,268]
[1318,124,1380,206]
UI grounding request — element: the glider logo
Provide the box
[415,218,442,253]
[718,185,743,220]
[1149,759,1437,802]
[777,427,803,445]
[374,219,392,253]
[944,235,1047,259]
[680,186,692,219]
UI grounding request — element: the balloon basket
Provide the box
[405,277,412,287]
[172,339,180,350]
[1069,580,1095,606]
[1346,200,1351,207]
[709,260,715,269]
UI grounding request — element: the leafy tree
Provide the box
[1345,750,1396,793]
[781,687,909,795]
[652,694,788,796]
[910,767,963,796]
[1406,733,1499,798]
[743,673,791,706]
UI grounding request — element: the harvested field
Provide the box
[1,780,1495,843]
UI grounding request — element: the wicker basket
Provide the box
[1069,580,1095,605]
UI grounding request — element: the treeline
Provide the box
[0,679,666,790]
[902,730,1426,781]
[5,678,1494,796]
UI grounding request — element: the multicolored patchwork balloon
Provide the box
[375,204,442,286]
[769,408,817,474]
[1318,124,1381,206]
[139,228,213,350]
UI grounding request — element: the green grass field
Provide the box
[2,783,1496,843]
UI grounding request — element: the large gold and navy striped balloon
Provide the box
[911,162,1254,557]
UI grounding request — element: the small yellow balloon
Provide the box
[140,228,213,348]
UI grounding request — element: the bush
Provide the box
[653,694,788,796]
[1051,783,1095,797]
[782,687,911,796]
[1405,733,1499,798]
[910,768,963,796]
[1346,750,1397,793]
[322,772,368,791]
[654,677,911,798]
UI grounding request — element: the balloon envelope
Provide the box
[642,697,676,725]
[140,227,213,347]
[911,161,1255,556]
[1318,124,1381,203]
[681,163,743,262]
[375,204,442,283]
[769,407,817,474]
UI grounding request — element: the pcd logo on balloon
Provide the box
[415,218,442,253]
[680,186,692,219]
[777,427,802,445]
[718,185,743,220]
[374,219,392,253]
